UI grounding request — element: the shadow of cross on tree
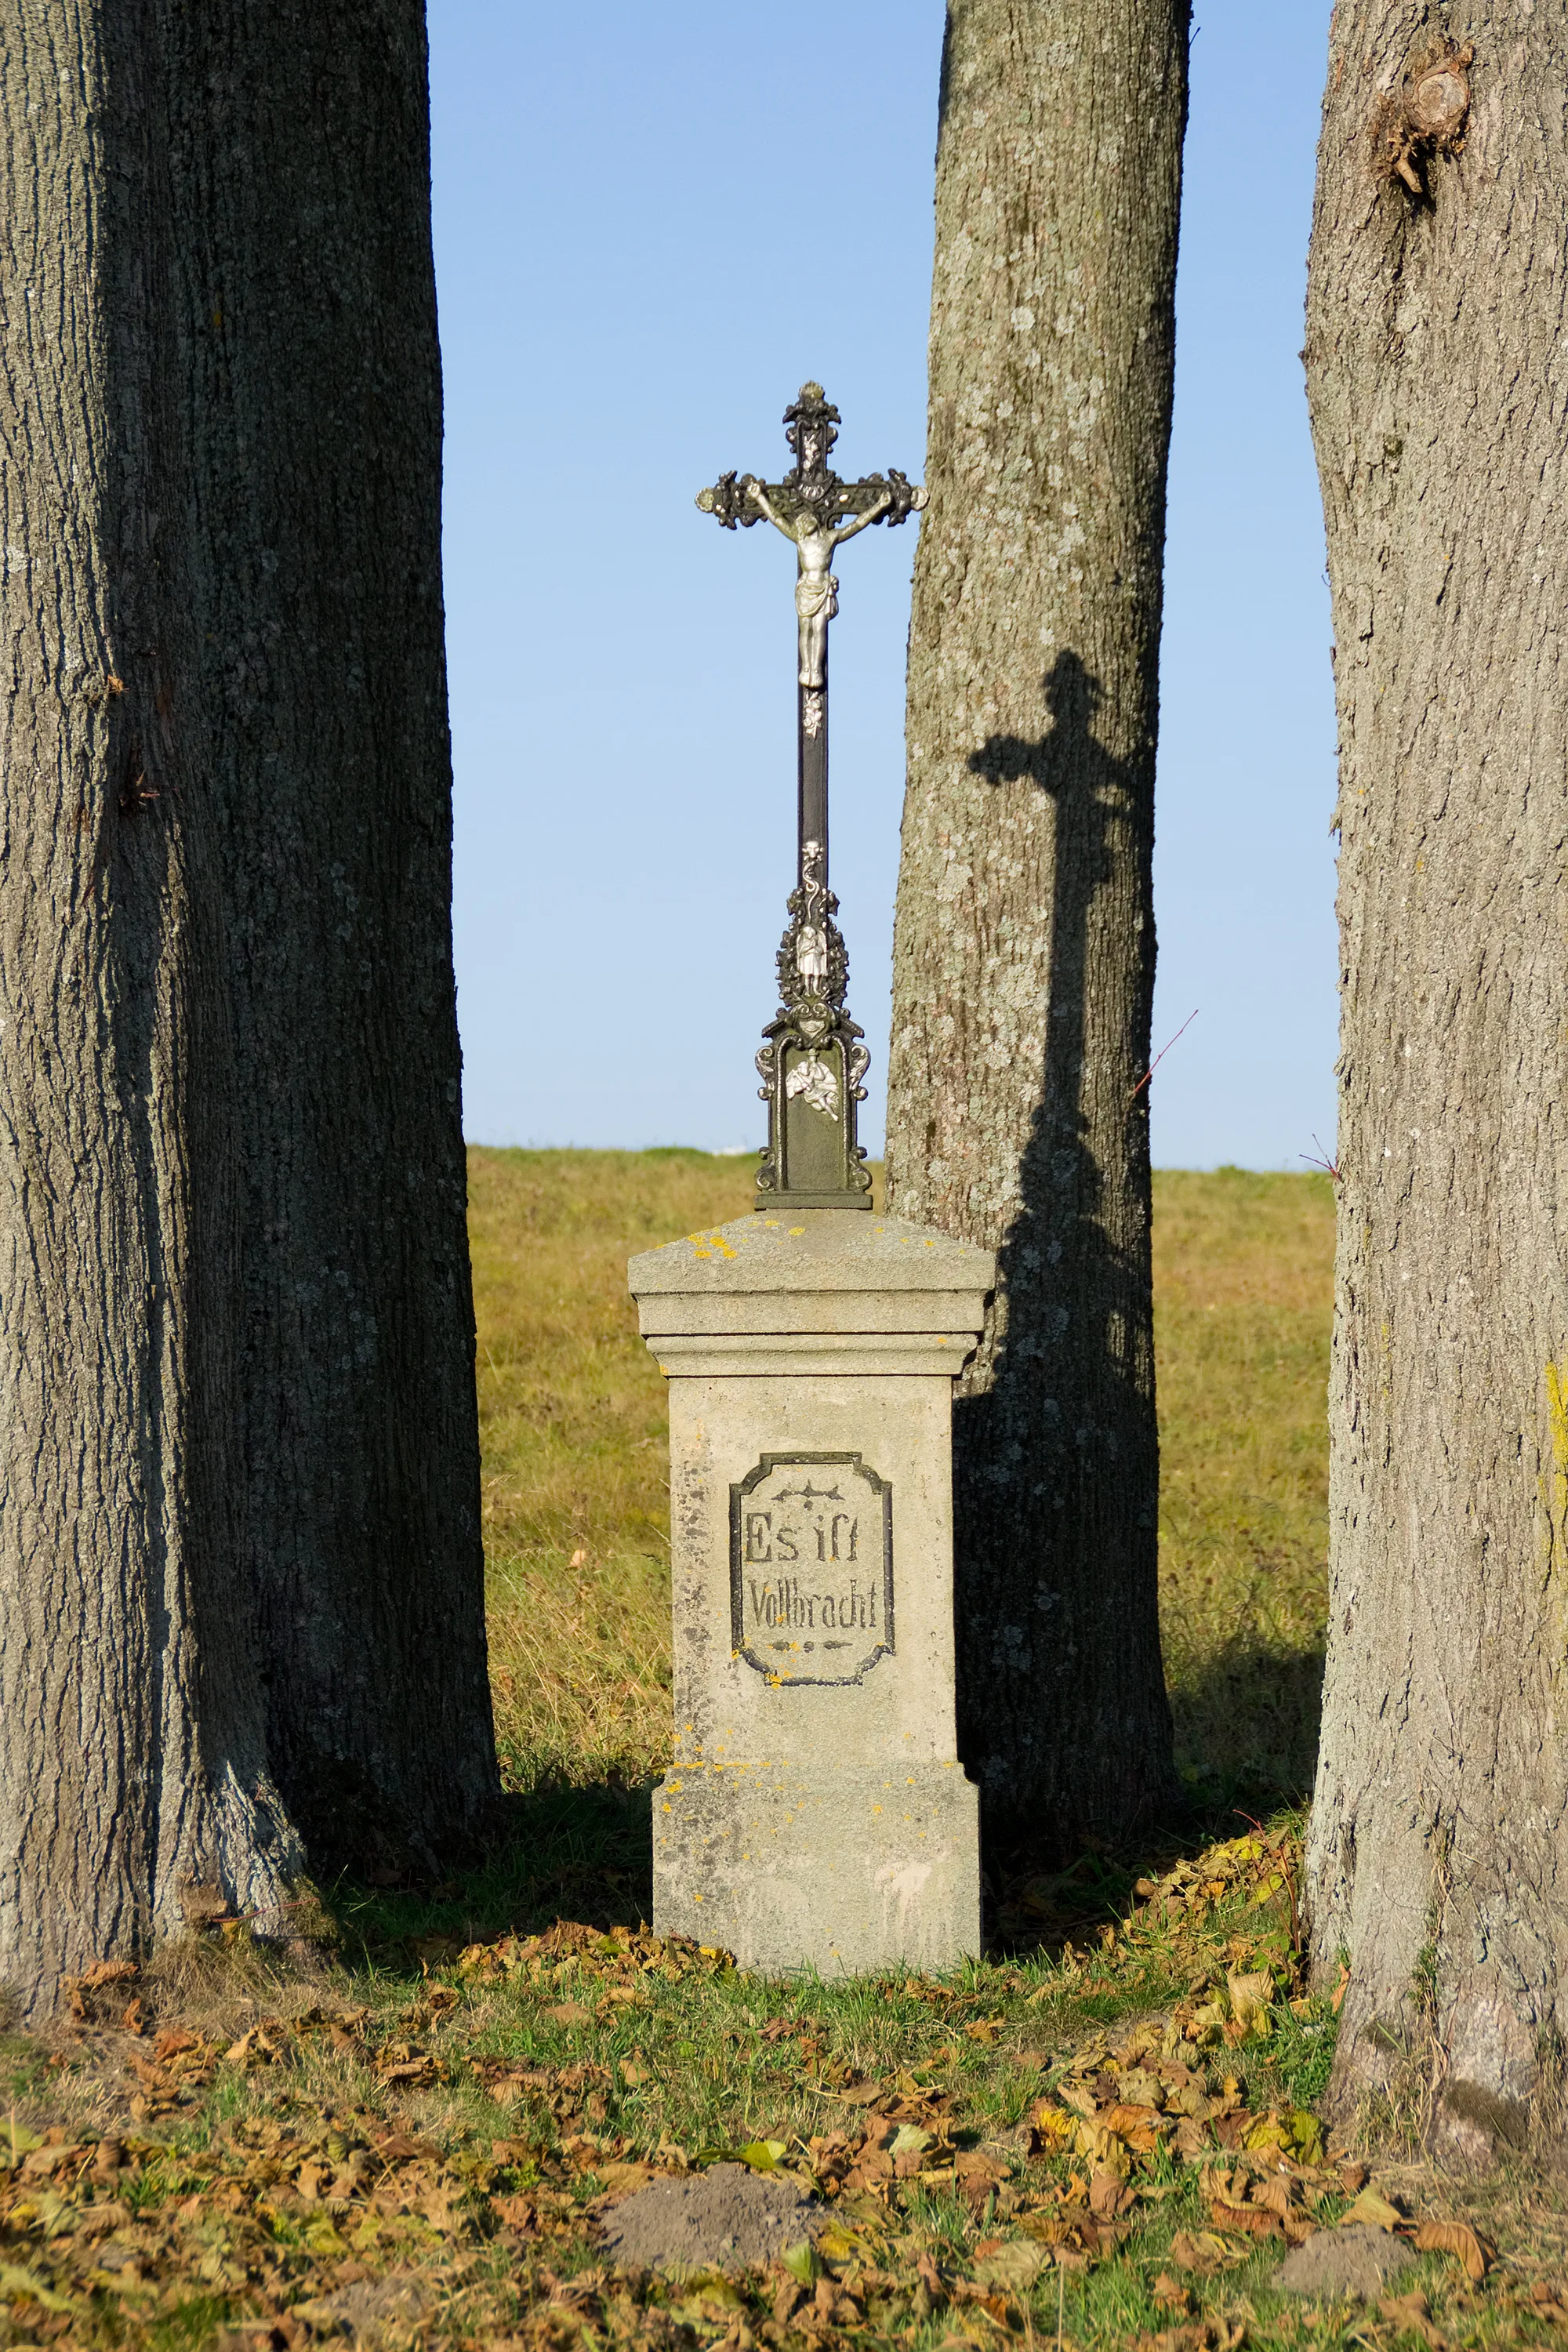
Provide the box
[955,648,1175,1872]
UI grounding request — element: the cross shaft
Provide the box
[697,385,925,1210]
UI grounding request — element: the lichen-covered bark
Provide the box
[886,0,1186,1850]
[1304,5,1568,2159]
[0,0,494,2014]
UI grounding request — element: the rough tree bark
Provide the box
[1303,8,1568,2158]
[886,0,1186,1853]
[0,0,495,2015]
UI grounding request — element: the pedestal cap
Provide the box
[630,1208,995,1359]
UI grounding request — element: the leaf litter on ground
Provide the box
[0,1819,1541,2352]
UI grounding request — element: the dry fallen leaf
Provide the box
[376,2055,437,2086]
[1226,1968,1273,2038]
[914,2249,948,2304]
[593,2162,651,2196]
[1029,2101,1076,2152]
[1103,2101,1163,2152]
[64,1958,139,2022]
[953,2148,1008,2210]
[1089,2165,1131,2220]
[1210,2199,1280,2240]
[1243,2106,1324,2163]
[1413,2219,1490,2282]
[1340,2185,1404,2232]
[1136,2321,1244,2352]
[1058,2081,1100,2121]
[79,1958,138,1987]
[223,2022,285,2070]
[1167,2230,1247,2277]
[543,2002,593,2028]
[1075,2118,1131,2172]
[0,2263,78,2314]
[971,2240,1048,2291]
[1379,2289,1446,2348]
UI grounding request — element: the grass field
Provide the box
[12,1152,1556,2352]
[470,1149,1336,1813]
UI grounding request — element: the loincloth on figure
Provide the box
[795,575,840,622]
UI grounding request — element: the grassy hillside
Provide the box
[470,1149,1335,1810]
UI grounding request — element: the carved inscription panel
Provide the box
[729,1452,893,1686]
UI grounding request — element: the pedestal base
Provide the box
[653,1759,981,1975]
[630,1209,994,1980]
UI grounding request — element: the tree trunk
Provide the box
[0,0,495,2015]
[1304,7,1568,2160]
[886,0,1186,1854]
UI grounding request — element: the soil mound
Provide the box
[598,2163,821,2274]
[1276,2225,1414,2300]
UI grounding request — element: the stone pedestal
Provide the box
[628,1210,993,1975]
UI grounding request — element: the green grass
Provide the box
[1153,1167,1334,1808]
[469,1146,744,1793]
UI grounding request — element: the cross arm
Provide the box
[832,469,927,528]
[695,466,926,533]
[695,470,764,529]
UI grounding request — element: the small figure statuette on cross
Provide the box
[744,479,896,688]
[697,384,926,1209]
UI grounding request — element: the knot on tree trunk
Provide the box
[1372,42,1473,198]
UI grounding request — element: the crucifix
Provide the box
[697,383,926,1209]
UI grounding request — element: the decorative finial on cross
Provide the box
[783,381,840,485]
[697,386,926,1210]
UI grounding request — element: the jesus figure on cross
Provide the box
[745,479,914,686]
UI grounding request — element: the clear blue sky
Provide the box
[429,0,1338,1171]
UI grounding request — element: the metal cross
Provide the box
[697,383,925,1209]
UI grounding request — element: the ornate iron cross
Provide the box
[697,383,925,1209]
